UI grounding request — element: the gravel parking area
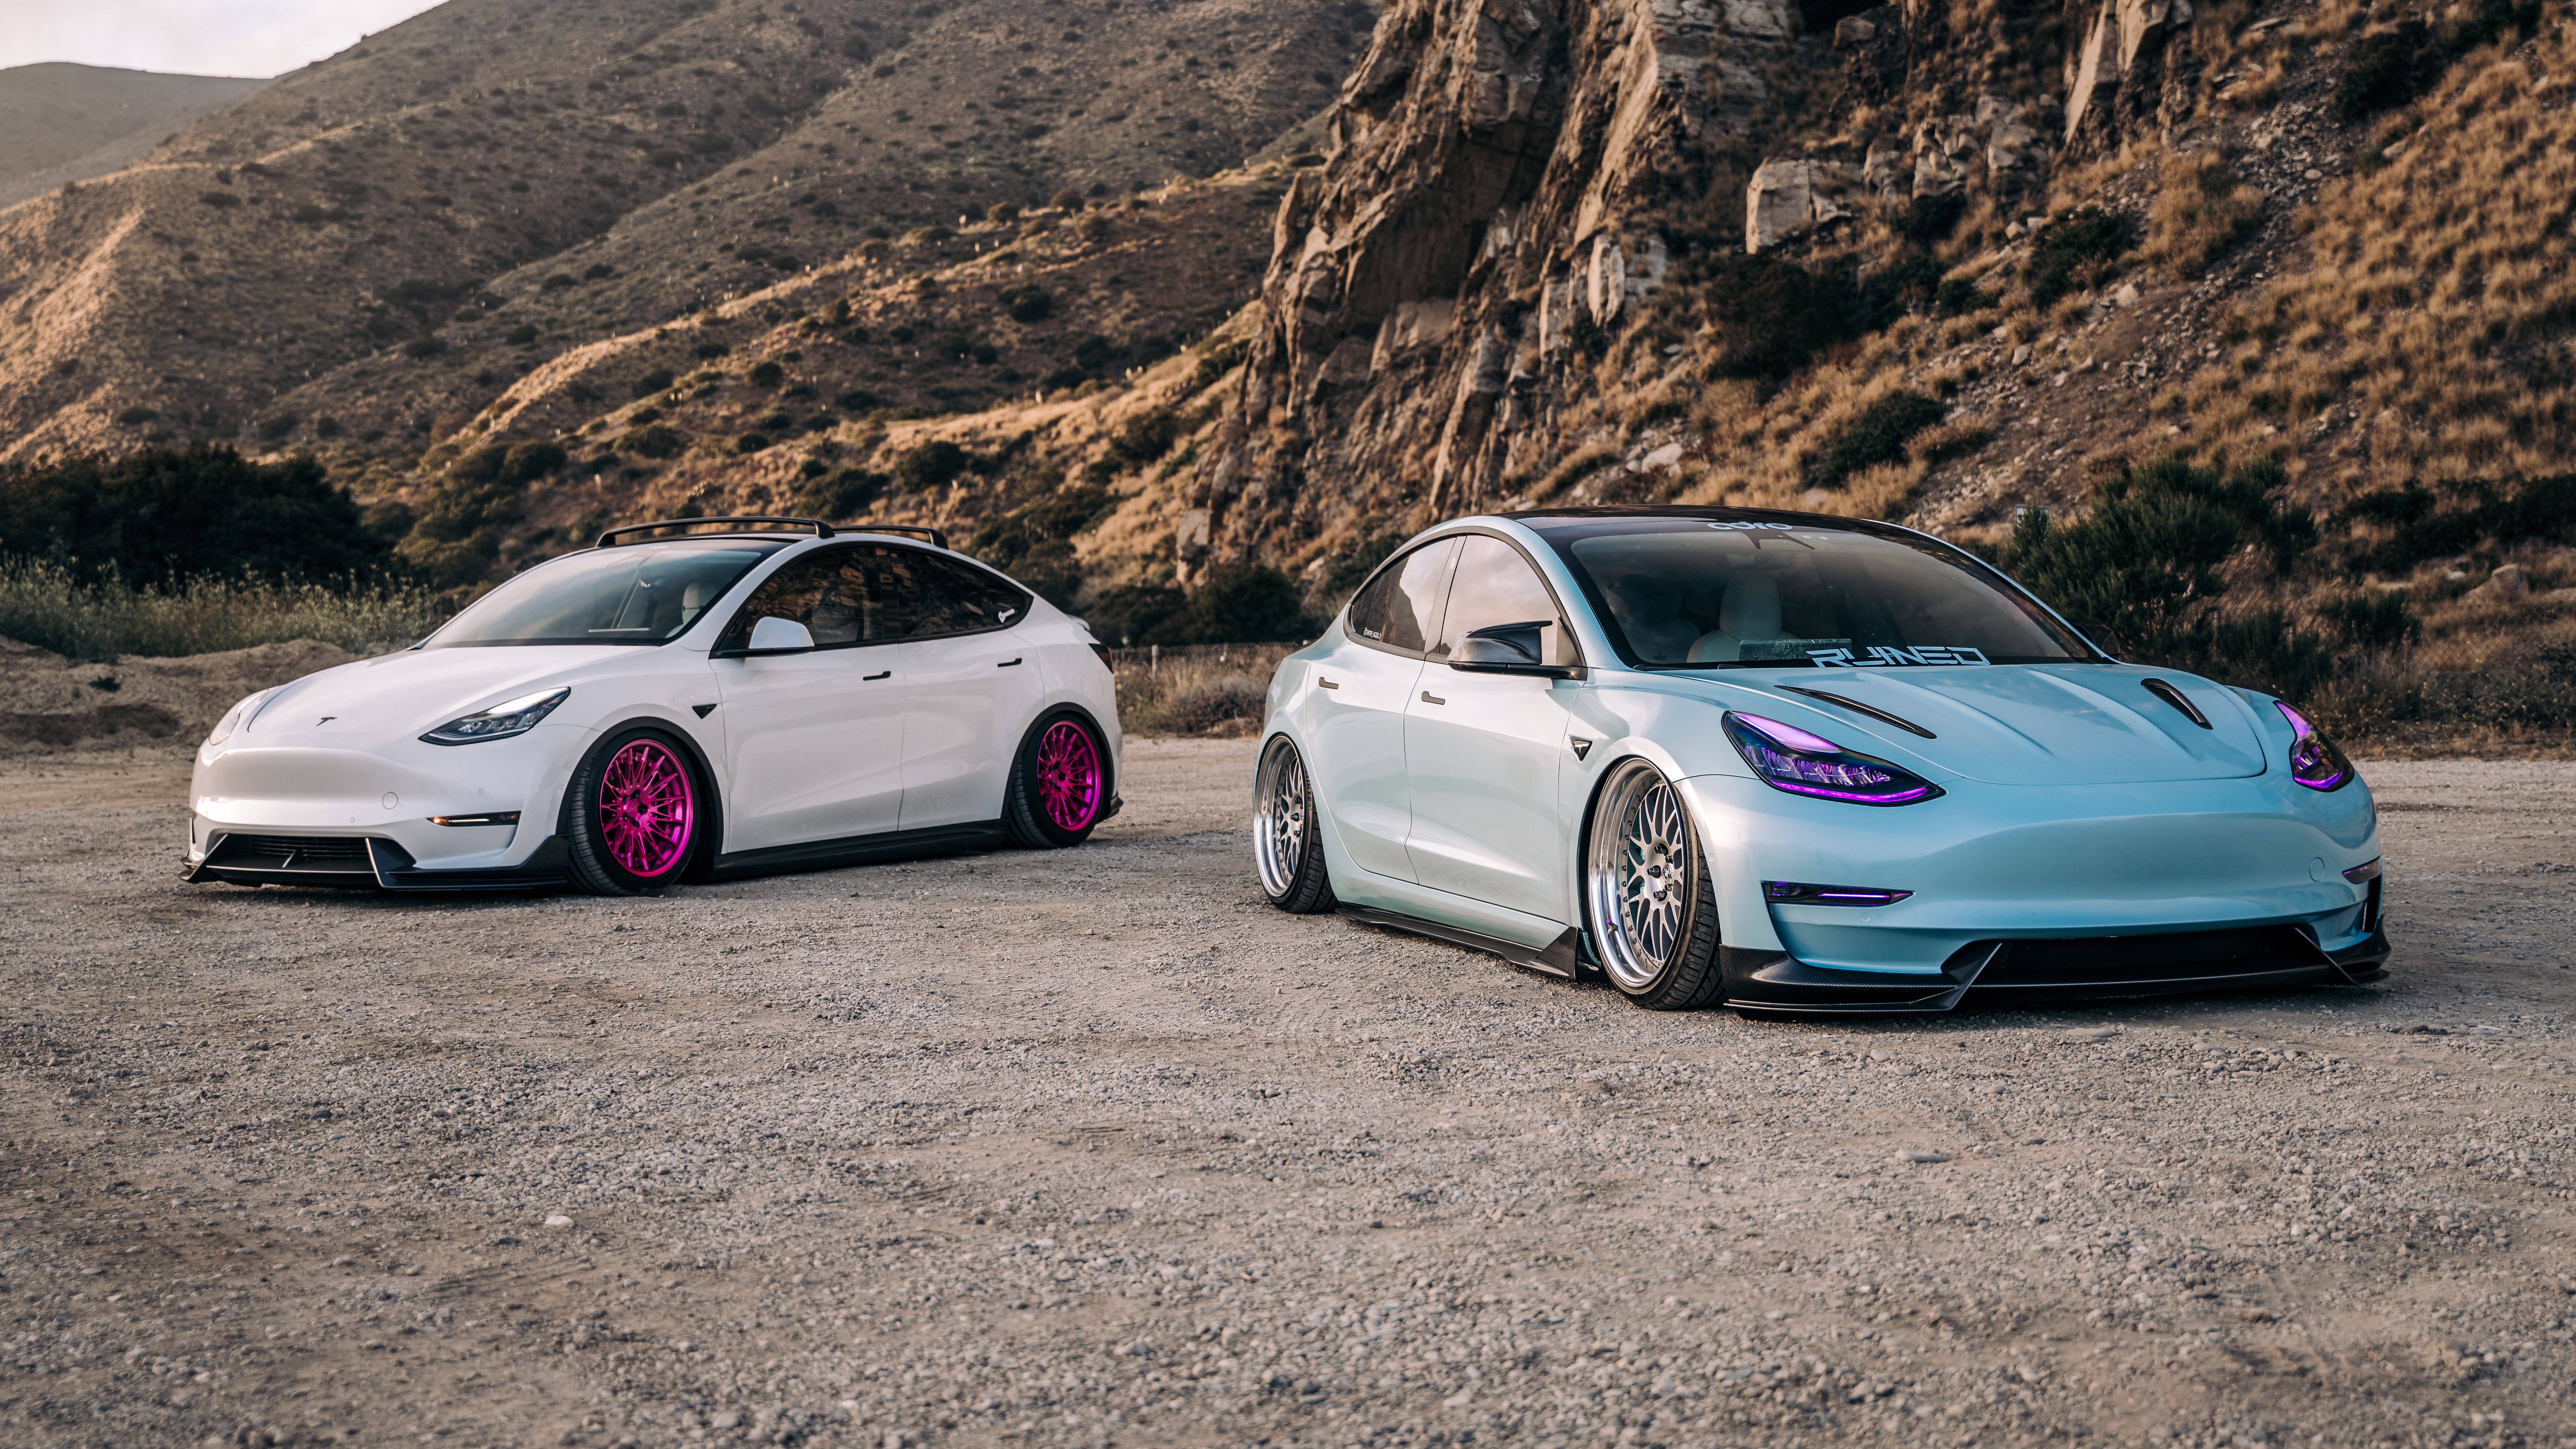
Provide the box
[3,743,2574,1449]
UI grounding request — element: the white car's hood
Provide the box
[1723,664,2270,787]
[240,645,644,745]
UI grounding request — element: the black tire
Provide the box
[562,726,707,896]
[1253,734,1337,914]
[1581,758,1726,1010]
[1003,711,1112,849]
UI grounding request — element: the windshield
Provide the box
[1532,517,2097,668]
[427,541,788,648]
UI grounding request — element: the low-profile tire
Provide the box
[1582,757,1726,1010]
[1253,734,1337,914]
[563,726,704,896]
[1004,711,1111,849]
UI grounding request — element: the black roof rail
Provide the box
[839,522,952,551]
[595,516,836,548]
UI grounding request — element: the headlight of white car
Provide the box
[204,687,280,749]
[422,687,571,746]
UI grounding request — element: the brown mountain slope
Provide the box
[751,0,2576,743]
[0,0,1373,467]
[0,63,269,211]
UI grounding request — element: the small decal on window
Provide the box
[1706,521,1797,532]
[1807,645,1991,667]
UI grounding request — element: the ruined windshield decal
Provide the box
[1807,645,1991,667]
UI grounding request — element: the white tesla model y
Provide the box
[186,518,1121,894]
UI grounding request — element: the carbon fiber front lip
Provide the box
[1722,926,2391,1014]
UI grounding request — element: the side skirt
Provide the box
[1336,904,1584,979]
[706,820,1008,880]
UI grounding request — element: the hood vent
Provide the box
[1774,685,1937,740]
[2140,678,2212,729]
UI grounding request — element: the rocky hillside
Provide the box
[818,0,2572,742]
[0,0,1373,467]
[0,63,269,212]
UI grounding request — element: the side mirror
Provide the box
[745,616,817,653]
[1450,620,1578,677]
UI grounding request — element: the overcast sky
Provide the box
[3,1,446,79]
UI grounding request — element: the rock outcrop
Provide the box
[2061,0,2201,152]
[1187,0,1798,581]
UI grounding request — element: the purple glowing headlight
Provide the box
[1724,713,1943,806]
[2275,702,2353,791]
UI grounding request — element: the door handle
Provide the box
[1420,691,1446,706]
[997,657,1024,668]
[1317,677,1340,690]
[864,671,891,681]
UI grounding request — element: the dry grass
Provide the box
[2178,34,2576,489]
[1110,643,1300,737]
[0,560,449,663]
[2149,150,2268,279]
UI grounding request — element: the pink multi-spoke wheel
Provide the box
[597,737,695,878]
[1034,719,1103,833]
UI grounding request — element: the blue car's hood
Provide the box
[1724,664,2269,787]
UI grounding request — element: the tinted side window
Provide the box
[1437,536,1576,664]
[894,552,1033,639]
[1344,539,1458,657]
[718,547,902,651]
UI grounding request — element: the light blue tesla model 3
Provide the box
[1251,508,2387,1014]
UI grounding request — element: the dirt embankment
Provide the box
[0,637,355,753]
[1,743,2573,1448]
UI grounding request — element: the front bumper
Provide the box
[185,832,575,891]
[1718,921,2391,1014]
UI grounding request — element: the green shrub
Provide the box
[1998,454,2321,686]
[1933,277,1994,317]
[503,323,538,345]
[1895,193,1967,247]
[895,440,971,492]
[793,468,886,519]
[633,368,675,398]
[1108,408,1182,467]
[1191,339,1249,391]
[2026,207,2136,307]
[619,424,683,459]
[0,446,391,590]
[1814,392,1946,488]
[746,359,787,387]
[2335,22,2439,119]
[1000,285,1055,323]
[402,335,449,359]
[1048,188,1085,210]
[2319,589,2420,650]
[115,406,158,426]
[1083,584,1187,647]
[737,433,772,454]
[1174,564,1318,644]
[1703,255,1854,386]
[255,415,299,443]
[199,192,241,209]
[2340,474,2576,574]
[835,388,883,412]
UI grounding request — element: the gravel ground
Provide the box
[3,742,2574,1449]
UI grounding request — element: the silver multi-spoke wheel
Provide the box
[1254,735,1335,912]
[1584,758,1722,1007]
